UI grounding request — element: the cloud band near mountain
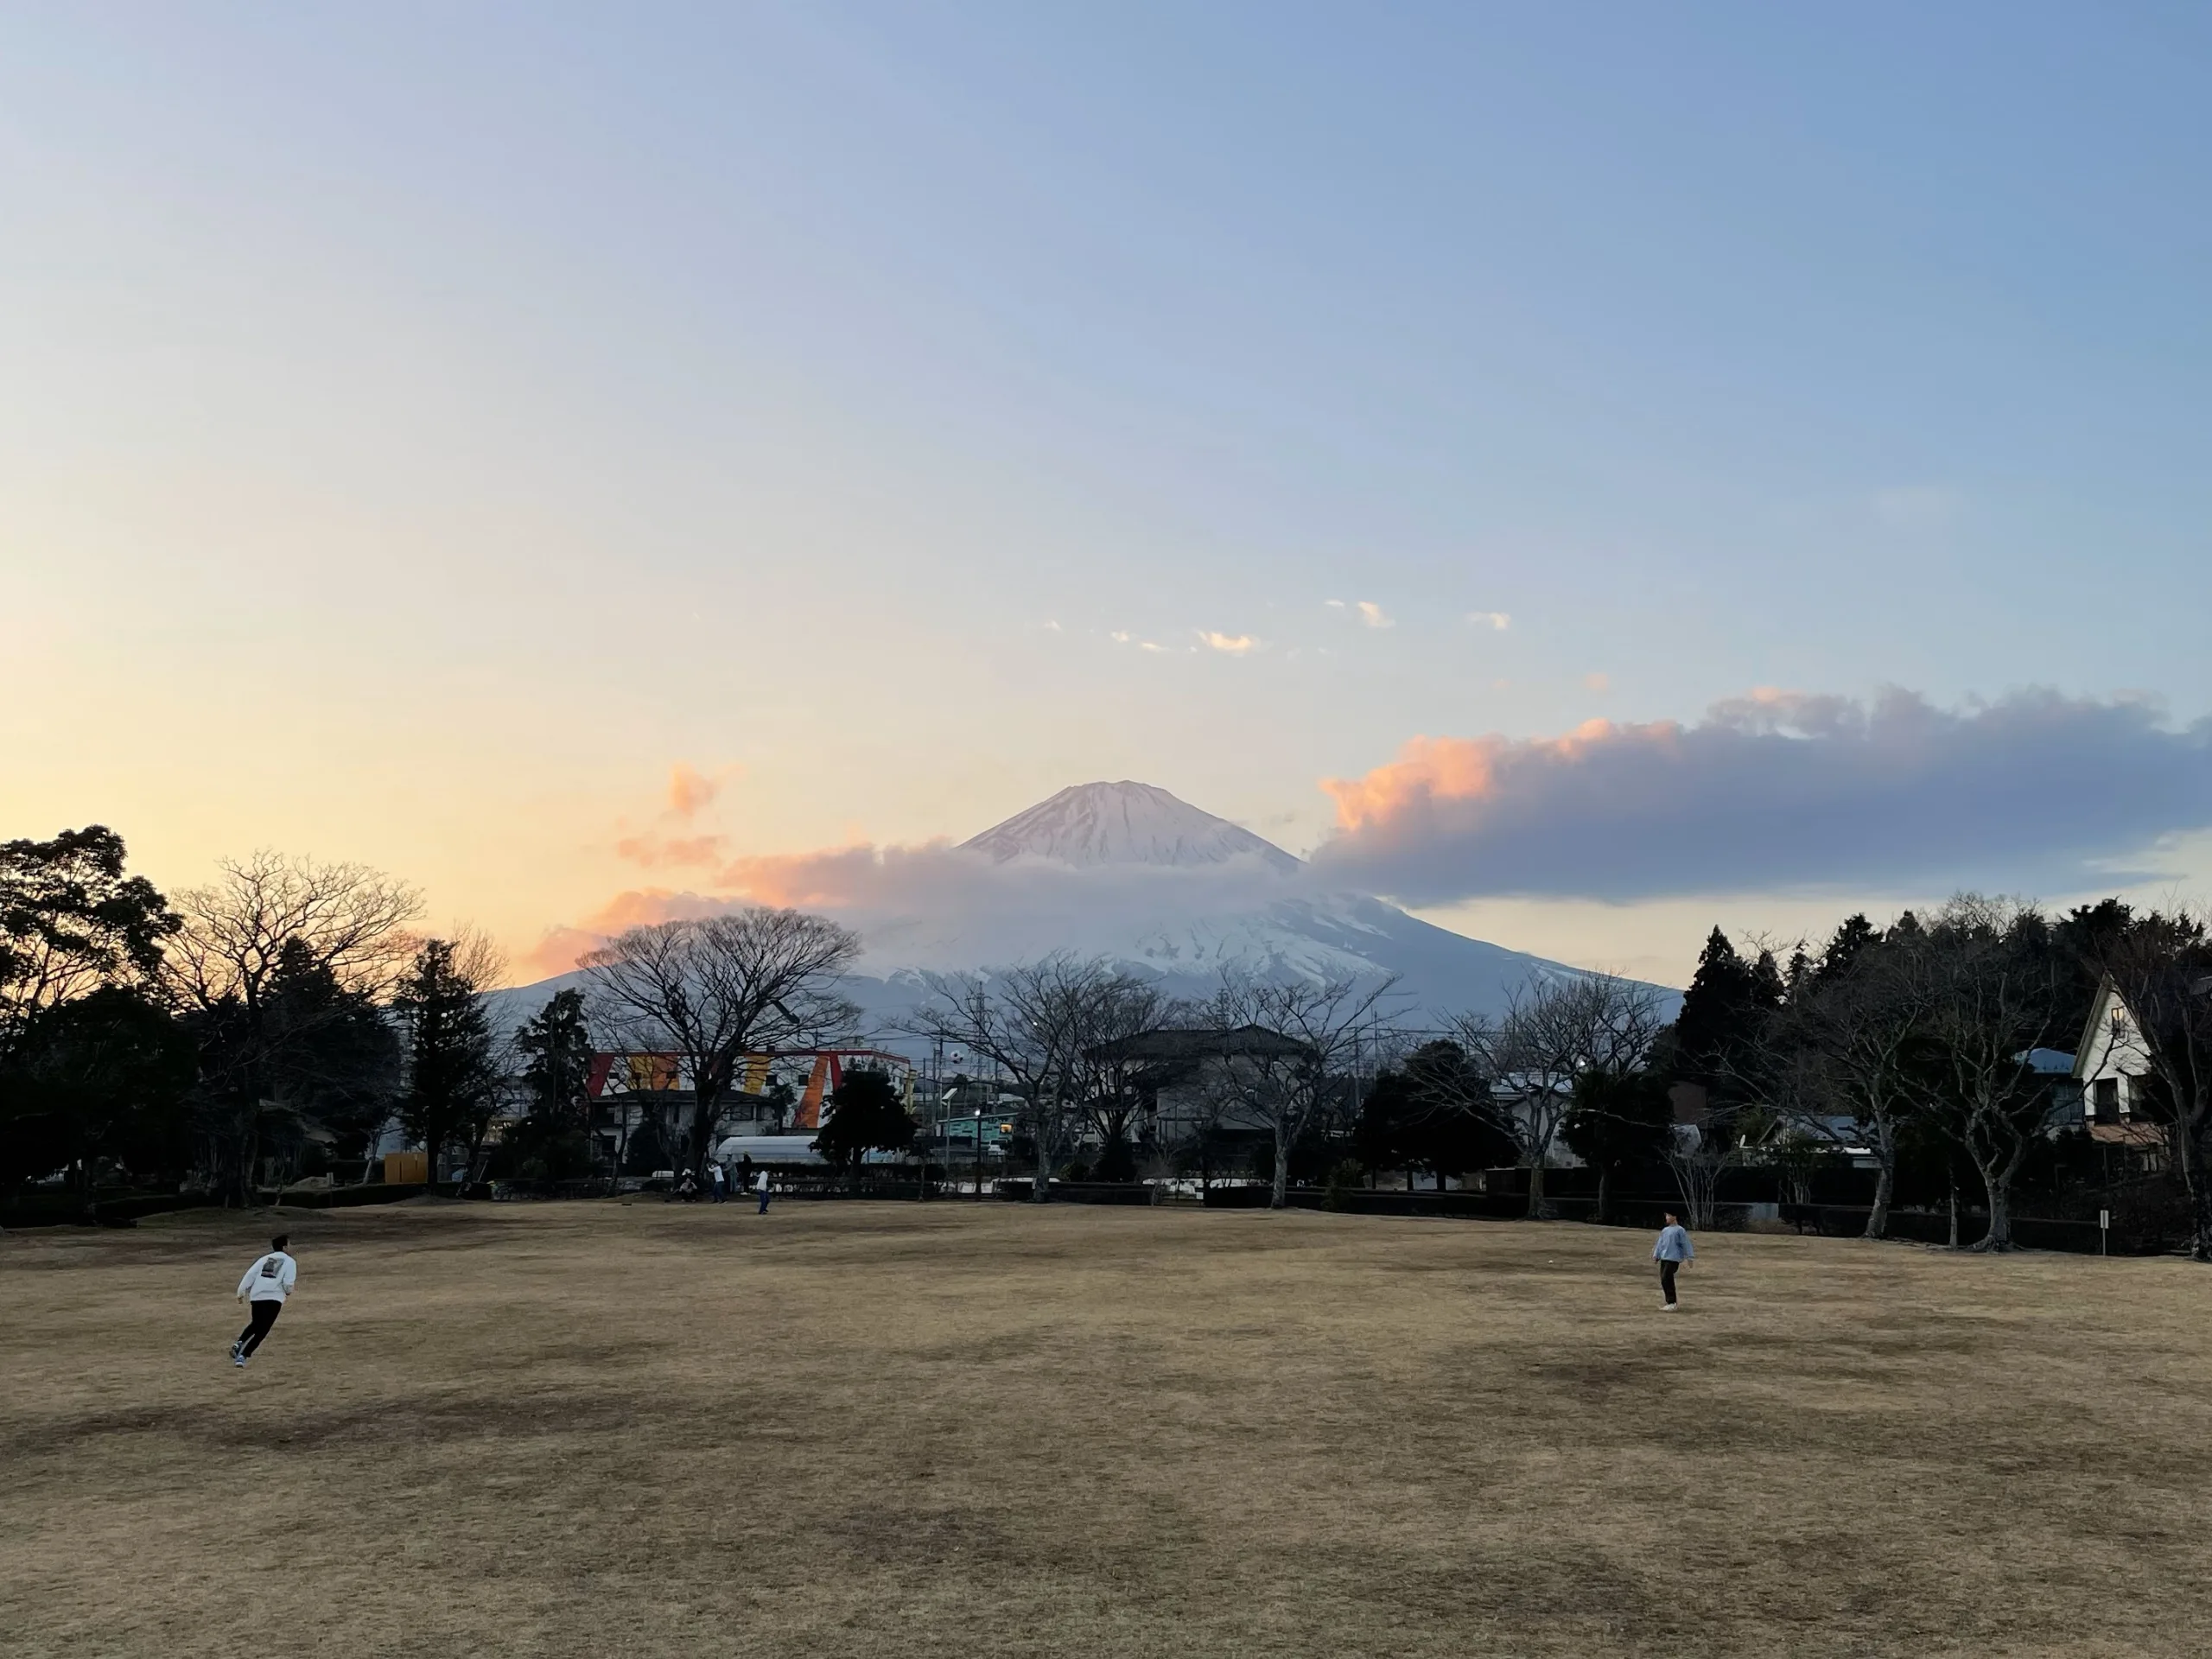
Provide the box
[1311,688,2212,903]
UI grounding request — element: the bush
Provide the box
[1323,1159,1367,1211]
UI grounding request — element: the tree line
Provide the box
[0,828,593,1206]
[1684,896,2212,1258]
[9,823,2210,1261]
[888,902,2212,1261]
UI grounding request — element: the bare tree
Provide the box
[168,851,423,1013]
[906,955,1130,1201]
[1756,944,1924,1238]
[1662,1104,1743,1230]
[1444,973,1667,1218]
[1895,897,2067,1253]
[583,908,861,1177]
[1200,971,1402,1208]
[166,852,423,1202]
[1069,976,1188,1173]
[2089,908,2212,1262]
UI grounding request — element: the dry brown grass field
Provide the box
[4,1198,2210,1659]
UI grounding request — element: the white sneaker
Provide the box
[233,1355,248,1367]
[1661,1303,1678,1313]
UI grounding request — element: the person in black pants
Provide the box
[1652,1212,1695,1310]
[232,1234,299,1367]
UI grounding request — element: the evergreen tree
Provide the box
[1816,913,1880,983]
[263,938,402,1161]
[0,986,194,1199]
[812,1068,916,1175]
[1560,1067,1675,1223]
[1669,927,1766,1090]
[391,939,499,1190]
[1,826,178,1062]
[517,989,593,1123]
[507,989,597,1181]
[1749,947,1787,1014]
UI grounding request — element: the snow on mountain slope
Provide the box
[960,780,1303,874]
[491,781,1674,1044]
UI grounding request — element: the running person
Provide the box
[1653,1211,1694,1310]
[232,1234,298,1366]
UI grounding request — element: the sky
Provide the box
[6,3,2211,987]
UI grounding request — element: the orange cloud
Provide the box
[1322,720,1643,831]
[668,763,720,819]
[518,887,753,975]
[615,832,730,868]
[711,840,957,907]
[520,925,606,977]
[1312,687,2212,904]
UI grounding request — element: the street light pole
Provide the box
[974,1107,985,1202]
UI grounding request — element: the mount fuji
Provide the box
[962,780,1304,874]
[494,782,1640,1042]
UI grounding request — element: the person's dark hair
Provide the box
[1661,1212,1677,1224]
[271,1233,289,1250]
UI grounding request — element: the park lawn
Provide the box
[3,1198,2209,1658]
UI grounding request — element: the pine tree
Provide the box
[812,1069,915,1176]
[391,939,498,1191]
[1671,927,1755,1085]
[1750,947,1786,1014]
[507,988,597,1182]
[1817,913,1880,983]
[516,989,593,1127]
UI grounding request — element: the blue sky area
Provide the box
[5,3,2209,981]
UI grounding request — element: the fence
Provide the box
[1778,1203,2165,1255]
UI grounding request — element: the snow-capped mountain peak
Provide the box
[959,780,1302,874]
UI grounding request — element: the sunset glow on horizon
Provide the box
[9,6,2210,988]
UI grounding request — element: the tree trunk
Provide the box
[1947,1173,1960,1248]
[1525,1160,1547,1220]
[1863,1153,1895,1241]
[1595,1165,1611,1225]
[1975,1180,2012,1252]
[1971,1143,2024,1253]
[1270,1124,1291,1209]
[2175,1120,2212,1264]
[687,1093,711,1179]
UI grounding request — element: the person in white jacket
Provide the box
[231,1234,298,1367]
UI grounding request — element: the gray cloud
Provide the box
[1312,688,2212,902]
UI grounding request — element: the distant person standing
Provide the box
[708,1162,726,1203]
[755,1167,772,1214]
[232,1234,298,1367]
[1653,1211,1694,1310]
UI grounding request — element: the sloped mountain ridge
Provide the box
[495,782,1656,1044]
[960,780,1305,874]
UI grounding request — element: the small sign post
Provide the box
[2100,1209,2111,1256]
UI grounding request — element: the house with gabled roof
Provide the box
[2071,978,2169,1160]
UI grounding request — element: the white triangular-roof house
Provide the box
[2070,978,2165,1154]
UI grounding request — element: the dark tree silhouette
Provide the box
[812,1068,917,1176]
[392,939,500,1191]
[1,826,178,1061]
